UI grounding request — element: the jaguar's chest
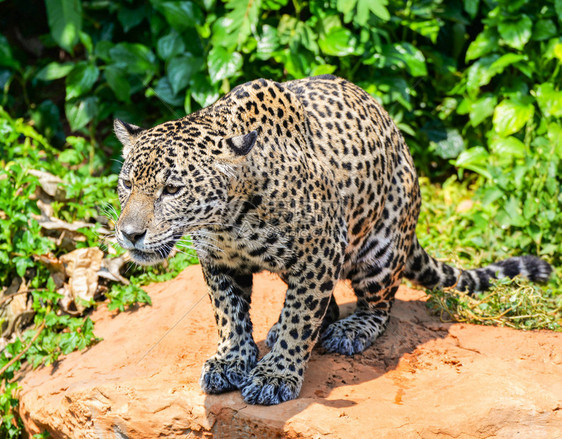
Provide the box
[194,225,295,274]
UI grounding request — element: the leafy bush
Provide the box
[449,0,562,264]
[1,1,560,175]
[0,109,196,437]
[0,0,518,173]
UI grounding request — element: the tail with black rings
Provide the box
[403,237,553,294]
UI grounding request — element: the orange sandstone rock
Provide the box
[18,265,562,438]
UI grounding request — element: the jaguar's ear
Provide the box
[114,119,144,158]
[220,130,258,162]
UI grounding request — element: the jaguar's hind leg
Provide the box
[321,262,399,356]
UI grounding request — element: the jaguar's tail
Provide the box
[403,236,553,293]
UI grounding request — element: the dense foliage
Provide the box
[1,0,561,259]
[0,1,558,168]
[0,0,561,436]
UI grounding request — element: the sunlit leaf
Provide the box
[223,0,263,46]
[466,29,499,62]
[430,128,465,159]
[319,27,356,56]
[36,62,75,81]
[65,96,98,131]
[45,0,82,53]
[498,15,532,50]
[534,83,562,117]
[381,42,427,76]
[66,62,99,100]
[493,98,535,136]
[469,94,497,126]
[207,46,243,83]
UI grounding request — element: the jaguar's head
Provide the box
[113,117,258,265]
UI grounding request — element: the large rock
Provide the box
[18,265,562,438]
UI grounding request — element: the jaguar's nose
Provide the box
[121,226,147,246]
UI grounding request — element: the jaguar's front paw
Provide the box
[240,354,302,405]
[200,356,256,394]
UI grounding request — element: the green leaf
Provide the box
[65,96,98,131]
[79,30,93,55]
[405,19,440,44]
[310,64,337,76]
[354,0,390,25]
[45,0,82,53]
[207,46,243,83]
[36,62,75,81]
[490,136,526,158]
[109,43,157,82]
[466,54,525,96]
[489,53,526,73]
[156,32,186,61]
[151,1,203,31]
[381,43,427,76]
[256,25,279,60]
[66,62,99,100]
[337,0,356,16]
[15,257,31,277]
[556,0,562,21]
[319,27,356,56]
[493,98,535,137]
[498,15,532,50]
[463,0,480,19]
[277,16,319,54]
[30,99,62,139]
[454,146,491,179]
[190,73,219,107]
[117,6,145,32]
[501,196,526,227]
[149,77,184,106]
[223,0,263,46]
[466,29,499,61]
[469,94,497,126]
[547,123,562,158]
[430,129,465,159]
[0,35,20,69]
[531,19,557,42]
[523,195,540,220]
[262,0,287,10]
[104,66,131,102]
[167,54,202,95]
[58,148,82,164]
[534,83,562,117]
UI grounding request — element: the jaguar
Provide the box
[114,75,552,405]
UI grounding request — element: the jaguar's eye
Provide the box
[163,185,181,196]
[122,179,132,190]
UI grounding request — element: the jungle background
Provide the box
[0,0,561,436]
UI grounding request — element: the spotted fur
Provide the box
[114,76,552,406]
